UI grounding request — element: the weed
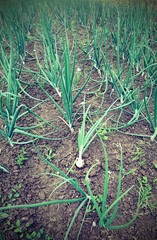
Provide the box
[122,168,137,176]
[16,147,28,167]
[86,194,103,213]
[45,147,56,161]
[138,176,152,209]
[6,219,52,239]
[8,184,22,202]
[139,176,157,212]
[98,126,110,141]
[0,212,9,220]
[7,219,24,238]
[132,146,144,161]
[139,160,146,165]
[26,228,44,239]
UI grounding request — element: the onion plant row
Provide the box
[0,42,57,145]
[36,35,90,131]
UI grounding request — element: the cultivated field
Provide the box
[0,0,157,239]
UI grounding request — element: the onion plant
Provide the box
[38,8,55,47]
[76,97,134,168]
[76,103,109,168]
[85,140,141,230]
[0,93,56,146]
[0,45,57,145]
[11,24,27,62]
[36,41,61,97]
[101,44,157,130]
[144,86,157,141]
[0,0,35,62]
[142,45,157,86]
[37,38,90,132]
[36,6,61,97]
[0,163,9,173]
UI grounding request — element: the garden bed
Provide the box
[0,0,157,239]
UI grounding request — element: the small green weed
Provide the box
[86,194,103,213]
[138,176,152,209]
[139,159,146,165]
[132,146,144,161]
[8,184,22,202]
[45,147,56,161]
[139,176,157,211]
[7,219,24,238]
[0,211,9,220]
[26,228,44,239]
[95,91,103,99]
[122,168,137,176]
[98,127,110,141]
[16,147,28,167]
[6,219,53,239]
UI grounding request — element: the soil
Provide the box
[0,1,157,240]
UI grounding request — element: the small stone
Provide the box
[13,166,19,171]
[21,216,29,221]
[140,169,146,175]
[38,192,46,200]
[83,153,89,158]
[92,221,96,227]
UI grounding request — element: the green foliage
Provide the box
[26,228,44,239]
[36,37,90,131]
[0,0,156,239]
[0,142,143,238]
[0,42,56,145]
[144,86,157,141]
[0,232,5,240]
[16,147,28,167]
[6,219,51,240]
[44,147,56,161]
[132,146,144,161]
[85,141,141,230]
[8,184,22,202]
[76,104,109,168]
[76,101,115,168]
[98,125,110,141]
[153,162,157,169]
[86,194,103,213]
[138,176,152,209]
[138,175,157,211]
[0,164,9,173]
[0,212,9,220]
